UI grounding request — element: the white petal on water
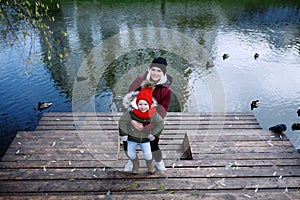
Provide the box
[51,160,56,163]
[52,141,56,147]
[93,168,97,172]
[172,163,176,168]
[104,153,109,157]
[270,136,275,138]
[210,173,215,176]
[93,174,97,178]
[279,175,283,179]
[68,161,72,165]
[55,118,60,121]
[80,149,85,154]
[197,166,200,170]
[16,150,20,154]
[279,135,283,139]
[60,137,65,140]
[273,172,277,176]
[18,142,21,145]
[71,168,76,172]
[107,117,112,120]
[243,194,252,198]
[103,167,106,171]
[235,116,239,120]
[43,167,46,172]
[220,183,226,186]
[285,187,288,192]
[88,142,92,146]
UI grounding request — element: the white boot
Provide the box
[154,160,166,170]
[124,160,133,172]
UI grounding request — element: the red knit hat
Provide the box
[136,87,153,107]
[136,80,154,107]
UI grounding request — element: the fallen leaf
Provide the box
[160,184,167,191]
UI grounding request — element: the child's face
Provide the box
[137,100,150,112]
[149,66,163,82]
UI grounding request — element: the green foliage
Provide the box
[0,0,68,73]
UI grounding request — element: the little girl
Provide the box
[118,81,164,174]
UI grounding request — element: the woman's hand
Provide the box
[131,120,143,131]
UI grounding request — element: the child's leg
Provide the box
[127,141,139,173]
[140,142,152,161]
[127,141,138,160]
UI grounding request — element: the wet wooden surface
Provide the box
[0,112,299,199]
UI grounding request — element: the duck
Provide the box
[222,53,229,60]
[250,100,259,110]
[38,101,52,111]
[254,53,259,60]
[291,123,300,131]
[269,124,287,134]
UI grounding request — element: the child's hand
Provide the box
[120,135,128,142]
[147,134,155,141]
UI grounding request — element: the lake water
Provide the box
[1,0,300,159]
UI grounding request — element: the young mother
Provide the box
[124,57,173,171]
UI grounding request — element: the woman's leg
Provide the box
[150,138,166,170]
[150,138,162,162]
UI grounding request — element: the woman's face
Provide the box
[149,67,163,82]
[137,100,150,112]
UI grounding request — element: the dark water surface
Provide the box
[1,0,300,158]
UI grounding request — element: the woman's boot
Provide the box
[146,159,155,174]
[131,158,139,174]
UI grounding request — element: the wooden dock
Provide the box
[0,112,299,199]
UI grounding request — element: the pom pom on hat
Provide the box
[150,57,167,74]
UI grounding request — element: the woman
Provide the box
[124,57,172,171]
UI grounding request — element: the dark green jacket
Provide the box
[119,110,164,143]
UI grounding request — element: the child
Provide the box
[118,81,164,174]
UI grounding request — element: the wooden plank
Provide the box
[2,191,299,200]
[1,159,299,169]
[0,166,299,181]
[15,129,276,136]
[0,177,299,193]
[41,112,257,117]
[35,124,262,130]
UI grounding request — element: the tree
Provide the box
[0,0,68,74]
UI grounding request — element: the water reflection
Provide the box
[1,0,300,158]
